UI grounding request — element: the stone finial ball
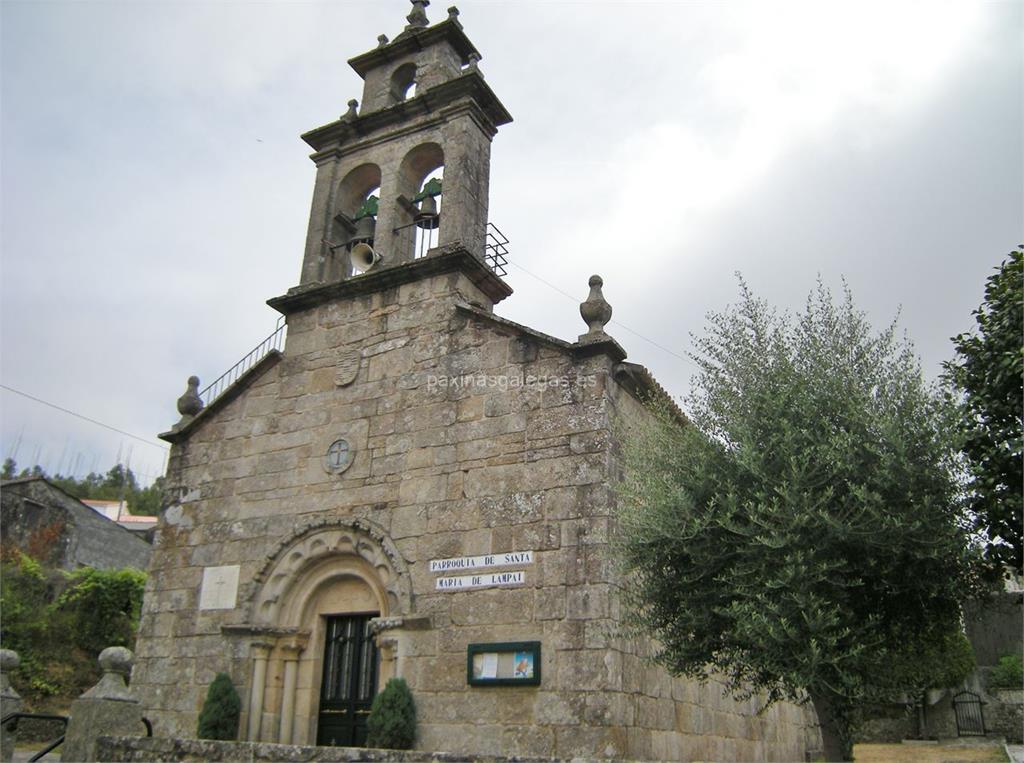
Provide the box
[589,275,603,287]
[0,649,19,671]
[187,375,200,387]
[98,646,134,676]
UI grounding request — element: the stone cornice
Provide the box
[571,334,627,364]
[455,302,572,352]
[267,244,512,316]
[302,72,511,153]
[613,361,689,427]
[347,19,478,77]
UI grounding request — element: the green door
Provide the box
[316,613,379,746]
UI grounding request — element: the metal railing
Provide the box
[200,317,286,408]
[1,712,68,761]
[485,222,509,277]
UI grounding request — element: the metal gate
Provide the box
[952,690,986,736]
[316,614,379,747]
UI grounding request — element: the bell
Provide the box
[350,214,376,244]
[415,195,440,230]
[350,243,382,272]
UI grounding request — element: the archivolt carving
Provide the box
[249,518,413,626]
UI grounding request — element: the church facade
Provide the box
[131,3,820,759]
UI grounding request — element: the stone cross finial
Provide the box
[406,0,430,29]
[579,275,612,338]
[377,34,389,47]
[447,6,460,22]
[342,99,359,121]
[176,375,203,418]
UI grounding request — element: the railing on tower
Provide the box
[484,222,509,277]
[200,316,287,408]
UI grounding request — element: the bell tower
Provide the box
[296,1,512,286]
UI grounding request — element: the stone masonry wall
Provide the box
[132,266,818,760]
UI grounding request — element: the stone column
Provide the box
[1,650,23,763]
[277,639,306,745]
[377,636,399,683]
[62,647,144,763]
[246,642,274,742]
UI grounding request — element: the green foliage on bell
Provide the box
[354,195,379,220]
[366,677,416,750]
[197,672,242,741]
[412,177,442,202]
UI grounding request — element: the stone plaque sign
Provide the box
[199,565,240,610]
[436,570,525,590]
[429,551,533,574]
[335,348,360,386]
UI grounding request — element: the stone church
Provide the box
[132,3,821,759]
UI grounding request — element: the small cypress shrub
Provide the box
[366,677,416,749]
[196,672,241,740]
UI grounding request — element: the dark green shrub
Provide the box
[990,653,1023,688]
[196,672,241,740]
[56,567,147,653]
[366,677,416,750]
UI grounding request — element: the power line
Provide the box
[506,261,701,371]
[0,384,169,452]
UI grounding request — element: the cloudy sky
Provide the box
[1,0,1020,485]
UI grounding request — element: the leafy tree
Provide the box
[944,247,1023,574]
[196,673,242,741]
[366,677,416,749]
[2,457,16,480]
[613,278,984,761]
[0,555,146,702]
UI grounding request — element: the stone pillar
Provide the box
[246,642,274,742]
[277,639,306,745]
[62,647,144,763]
[377,636,399,683]
[1,650,23,763]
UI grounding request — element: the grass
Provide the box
[854,742,1009,762]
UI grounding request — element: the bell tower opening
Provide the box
[389,62,417,103]
[295,0,512,287]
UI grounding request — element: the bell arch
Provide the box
[244,519,413,746]
[394,142,444,263]
[327,163,382,280]
[250,518,413,626]
[389,62,417,103]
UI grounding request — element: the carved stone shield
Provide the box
[335,348,360,387]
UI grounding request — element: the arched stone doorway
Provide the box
[240,519,417,746]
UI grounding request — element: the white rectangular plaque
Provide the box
[479,653,498,679]
[429,551,533,574]
[435,570,525,591]
[199,565,240,610]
